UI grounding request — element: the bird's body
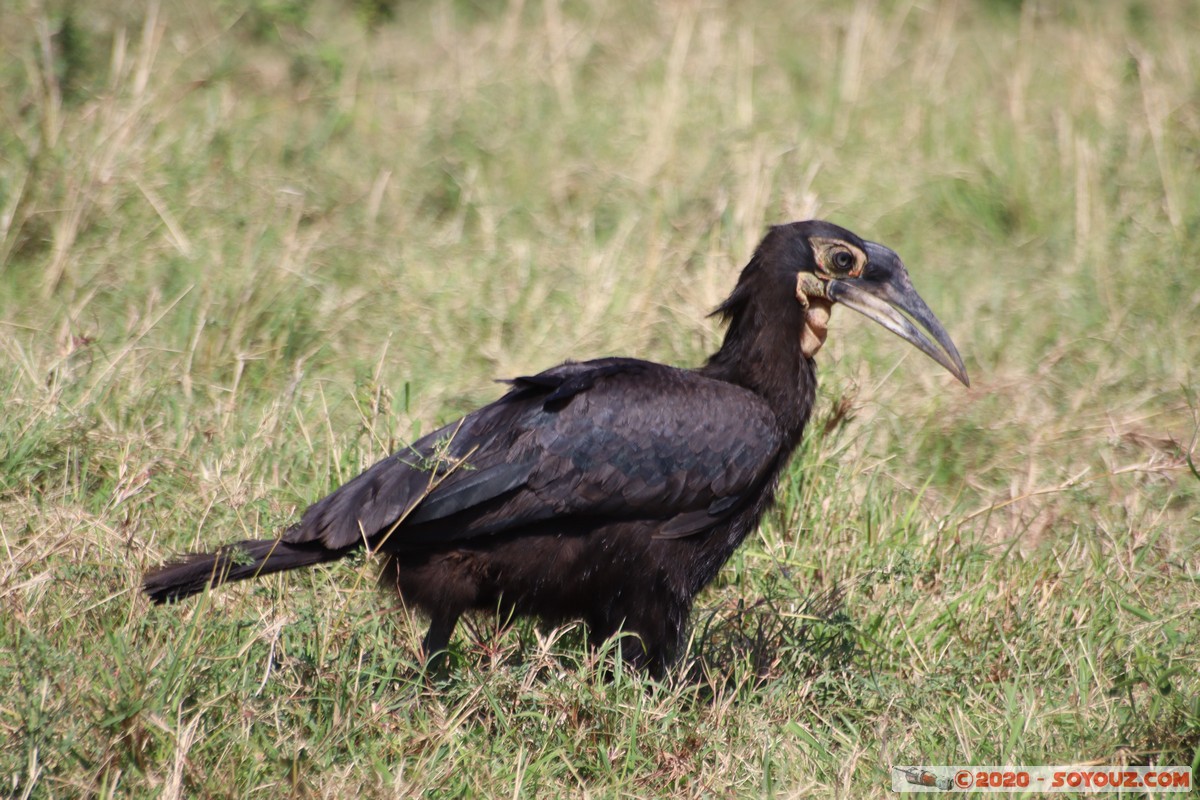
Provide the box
[145,220,967,674]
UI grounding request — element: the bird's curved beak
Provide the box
[826,243,969,386]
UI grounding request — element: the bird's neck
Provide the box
[699,302,817,444]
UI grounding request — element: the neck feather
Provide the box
[698,277,817,443]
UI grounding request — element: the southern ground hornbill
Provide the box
[144,220,969,674]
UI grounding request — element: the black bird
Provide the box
[144,220,968,674]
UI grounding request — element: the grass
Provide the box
[2,0,1198,796]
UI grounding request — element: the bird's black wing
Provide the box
[284,358,784,550]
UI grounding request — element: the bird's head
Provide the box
[753,220,969,386]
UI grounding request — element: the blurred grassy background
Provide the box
[1,0,1197,796]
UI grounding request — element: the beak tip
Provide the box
[948,360,970,387]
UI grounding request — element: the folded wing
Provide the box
[284,358,785,551]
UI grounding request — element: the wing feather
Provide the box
[285,358,784,550]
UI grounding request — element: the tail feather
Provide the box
[143,539,347,604]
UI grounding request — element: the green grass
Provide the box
[2,0,1199,796]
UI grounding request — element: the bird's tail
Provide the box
[143,539,347,604]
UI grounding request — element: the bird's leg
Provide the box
[618,634,670,679]
[618,617,688,679]
[422,612,459,670]
[587,590,689,679]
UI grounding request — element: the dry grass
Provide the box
[1,0,1198,796]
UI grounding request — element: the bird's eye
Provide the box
[832,249,855,272]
